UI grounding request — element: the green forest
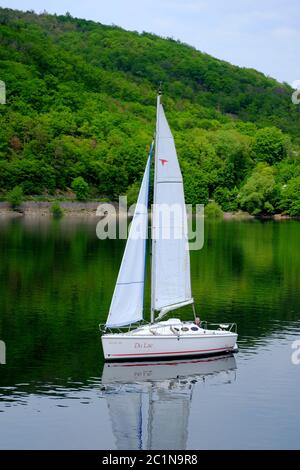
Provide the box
[0,7,300,215]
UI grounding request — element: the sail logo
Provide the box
[0,340,6,365]
[159,158,168,166]
[291,340,300,365]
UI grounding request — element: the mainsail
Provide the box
[105,150,152,328]
[151,95,193,320]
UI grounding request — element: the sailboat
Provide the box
[101,92,238,361]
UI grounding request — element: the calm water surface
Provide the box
[0,216,300,450]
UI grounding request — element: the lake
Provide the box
[0,216,300,450]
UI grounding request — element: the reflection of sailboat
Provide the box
[100,355,237,450]
[101,92,237,360]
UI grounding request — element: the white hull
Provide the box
[101,320,238,361]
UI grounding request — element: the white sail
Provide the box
[106,154,151,328]
[151,96,193,319]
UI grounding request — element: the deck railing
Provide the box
[99,320,237,335]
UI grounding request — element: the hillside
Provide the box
[0,7,300,215]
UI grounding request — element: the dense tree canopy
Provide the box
[0,8,300,214]
[251,127,289,165]
[238,163,278,215]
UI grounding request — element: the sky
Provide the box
[0,0,298,85]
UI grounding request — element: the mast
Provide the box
[150,91,161,323]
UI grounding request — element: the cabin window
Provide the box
[191,326,199,331]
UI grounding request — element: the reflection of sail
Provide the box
[149,385,191,450]
[101,355,237,450]
[105,383,152,450]
[106,391,144,450]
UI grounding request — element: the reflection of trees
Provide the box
[190,220,300,341]
[0,218,120,389]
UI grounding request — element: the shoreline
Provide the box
[0,201,111,218]
[0,201,297,220]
